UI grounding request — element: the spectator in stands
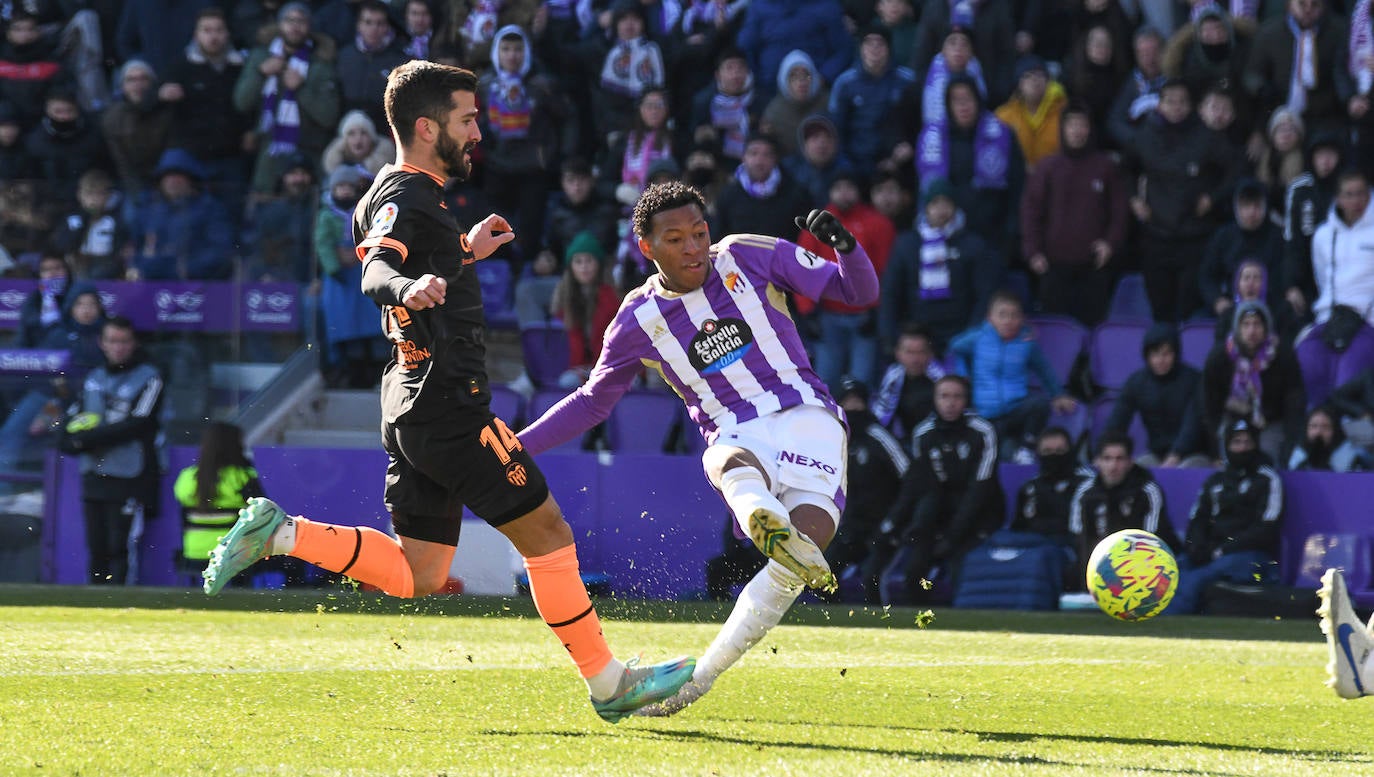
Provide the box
[1064,24,1130,139]
[735,0,852,105]
[1203,300,1306,461]
[1106,322,1208,468]
[911,0,1015,107]
[310,0,366,50]
[1257,108,1308,216]
[1200,180,1287,331]
[795,172,895,390]
[478,24,574,267]
[0,178,51,259]
[995,55,1066,173]
[50,169,131,281]
[950,290,1078,462]
[243,150,317,284]
[880,177,994,353]
[1297,168,1374,407]
[101,60,172,199]
[117,0,214,76]
[1213,260,1292,343]
[1350,0,1374,178]
[870,169,916,233]
[711,133,813,239]
[551,232,619,388]
[912,15,986,130]
[1069,430,1182,588]
[1162,4,1256,127]
[0,284,105,493]
[1009,426,1092,591]
[917,74,1024,263]
[863,374,1003,604]
[336,1,408,131]
[58,316,164,585]
[759,50,831,160]
[545,157,618,262]
[0,11,68,131]
[1288,403,1371,471]
[781,114,856,209]
[874,0,920,76]
[129,149,237,280]
[234,2,341,195]
[589,1,666,139]
[1128,78,1241,323]
[1197,84,1253,153]
[160,7,254,224]
[401,0,436,60]
[1283,131,1344,321]
[0,101,28,181]
[872,323,946,448]
[10,3,106,113]
[1325,365,1374,451]
[665,0,749,140]
[514,247,562,329]
[829,25,916,177]
[1245,0,1350,134]
[1107,25,1167,152]
[25,90,109,206]
[688,48,760,170]
[321,110,395,180]
[315,165,381,389]
[17,253,72,348]
[1175,419,1283,614]
[598,88,677,210]
[1020,104,1127,327]
[825,376,909,587]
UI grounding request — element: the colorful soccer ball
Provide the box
[1086,529,1178,621]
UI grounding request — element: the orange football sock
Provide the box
[524,544,614,678]
[291,518,415,598]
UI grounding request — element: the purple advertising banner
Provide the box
[0,281,300,333]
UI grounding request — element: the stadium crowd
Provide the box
[4,0,1374,600]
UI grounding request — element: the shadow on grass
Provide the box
[481,725,1286,776]
[0,584,1323,644]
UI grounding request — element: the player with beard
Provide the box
[201,60,694,723]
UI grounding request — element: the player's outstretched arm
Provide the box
[793,209,879,307]
[467,214,516,260]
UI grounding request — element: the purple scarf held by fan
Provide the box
[260,37,313,157]
[915,113,1011,190]
[1225,332,1277,418]
[915,209,965,301]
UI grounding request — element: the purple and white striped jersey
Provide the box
[519,233,878,454]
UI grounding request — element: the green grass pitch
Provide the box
[0,585,1370,776]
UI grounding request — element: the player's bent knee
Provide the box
[702,444,768,485]
[782,491,839,549]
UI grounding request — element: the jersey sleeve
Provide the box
[727,234,838,302]
[354,191,425,266]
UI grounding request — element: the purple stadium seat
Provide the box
[1107,273,1152,321]
[1029,315,1088,387]
[475,260,517,329]
[1089,320,1149,392]
[489,384,523,427]
[1089,395,1149,453]
[608,390,682,453]
[1179,319,1217,369]
[521,323,570,389]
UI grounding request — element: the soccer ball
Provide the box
[1086,529,1178,621]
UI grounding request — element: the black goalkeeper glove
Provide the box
[794,209,857,254]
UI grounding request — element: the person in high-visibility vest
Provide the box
[173,422,264,581]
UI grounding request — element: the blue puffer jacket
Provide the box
[949,322,1061,419]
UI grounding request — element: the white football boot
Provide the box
[1317,568,1374,699]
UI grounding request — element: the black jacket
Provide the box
[882,412,1005,553]
[1199,221,1285,314]
[1128,114,1240,242]
[830,409,909,560]
[163,52,251,161]
[1282,170,1338,303]
[1109,365,1204,459]
[1185,457,1282,566]
[1070,464,1181,565]
[879,217,996,351]
[1010,466,1094,541]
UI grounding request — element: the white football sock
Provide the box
[694,560,803,686]
[268,515,299,556]
[717,467,790,536]
[586,657,629,701]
